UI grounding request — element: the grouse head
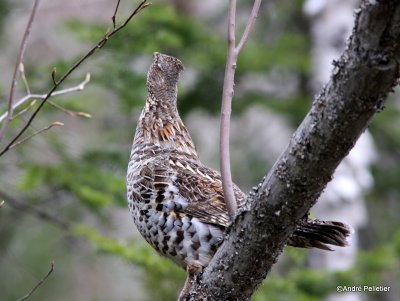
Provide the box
[147,52,184,95]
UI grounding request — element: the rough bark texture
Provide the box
[305,3,369,301]
[187,1,400,300]
[305,3,372,301]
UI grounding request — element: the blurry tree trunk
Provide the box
[304,2,375,301]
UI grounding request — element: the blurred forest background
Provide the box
[0,0,399,300]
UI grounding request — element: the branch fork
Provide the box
[220,0,262,218]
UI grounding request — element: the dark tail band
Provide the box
[287,219,353,251]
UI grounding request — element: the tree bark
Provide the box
[305,2,370,301]
[188,1,400,300]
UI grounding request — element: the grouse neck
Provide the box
[146,84,179,120]
[133,52,198,158]
[135,93,198,159]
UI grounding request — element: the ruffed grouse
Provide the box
[127,53,351,299]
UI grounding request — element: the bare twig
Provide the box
[47,100,92,118]
[236,0,262,54]
[112,0,121,29]
[220,0,262,218]
[0,190,71,230]
[8,122,64,151]
[0,0,151,157]
[11,100,37,120]
[220,0,238,218]
[20,63,31,95]
[0,0,40,141]
[51,72,91,95]
[12,100,37,120]
[16,261,55,301]
[0,73,91,123]
[51,68,57,86]
[115,0,151,29]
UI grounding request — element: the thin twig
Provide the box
[0,0,40,141]
[16,261,55,301]
[51,72,91,95]
[112,0,121,29]
[220,0,238,218]
[51,68,57,85]
[116,0,151,29]
[47,100,92,118]
[12,100,37,120]
[0,190,71,230]
[8,122,64,151]
[0,73,91,123]
[0,0,150,157]
[236,0,262,55]
[20,63,31,95]
[219,0,262,218]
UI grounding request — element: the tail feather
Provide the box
[287,219,352,251]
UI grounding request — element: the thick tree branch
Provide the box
[189,1,400,300]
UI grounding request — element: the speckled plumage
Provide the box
[126,53,244,270]
[126,53,351,273]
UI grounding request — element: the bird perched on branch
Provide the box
[126,52,351,300]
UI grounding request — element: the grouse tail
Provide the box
[288,219,352,251]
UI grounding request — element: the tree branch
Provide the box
[16,261,55,301]
[0,0,40,141]
[46,99,92,118]
[220,0,262,218]
[236,0,262,55]
[20,63,32,95]
[189,1,400,300]
[0,190,71,230]
[112,0,121,29]
[0,73,91,123]
[0,0,150,157]
[220,0,238,218]
[8,121,64,151]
